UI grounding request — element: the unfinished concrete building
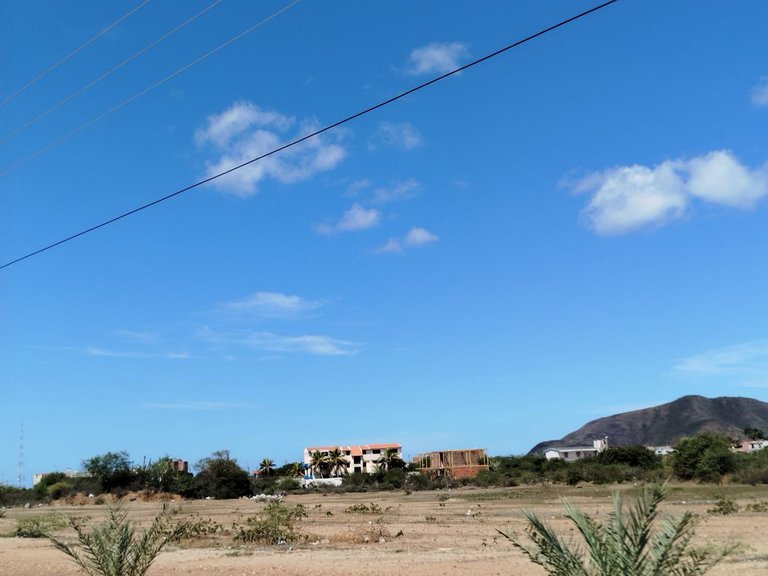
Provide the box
[414,448,490,479]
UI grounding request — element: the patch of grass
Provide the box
[15,513,68,538]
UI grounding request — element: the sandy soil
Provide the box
[2,485,767,575]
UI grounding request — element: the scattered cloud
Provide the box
[86,347,191,359]
[315,203,381,234]
[217,291,321,318]
[376,227,439,253]
[751,76,768,107]
[574,150,768,234]
[199,328,360,356]
[345,178,371,197]
[115,330,157,343]
[141,401,258,411]
[369,122,424,150]
[372,179,420,204]
[196,101,345,196]
[407,42,468,75]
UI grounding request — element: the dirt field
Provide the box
[2,484,767,575]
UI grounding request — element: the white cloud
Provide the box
[751,77,768,107]
[369,122,424,150]
[218,292,320,318]
[316,203,381,234]
[372,179,420,204]
[376,227,439,253]
[196,101,346,197]
[687,150,767,208]
[578,161,687,235]
[199,328,360,356]
[575,150,768,235]
[407,42,468,75]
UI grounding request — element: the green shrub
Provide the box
[233,502,306,544]
[708,494,739,515]
[345,502,383,514]
[15,514,68,538]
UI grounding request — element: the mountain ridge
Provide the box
[529,395,768,454]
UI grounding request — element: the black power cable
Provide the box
[0,0,620,271]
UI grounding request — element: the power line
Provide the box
[0,0,153,109]
[0,0,305,178]
[0,0,225,145]
[0,0,621,271]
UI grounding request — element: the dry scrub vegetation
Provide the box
[1,484,767,576]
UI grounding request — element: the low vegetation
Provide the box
[232,502,307,544]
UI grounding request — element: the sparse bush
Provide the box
[345,502,383,514]
[708,494,739,515]
[745,500,768,513]
[15,513,68,538]
[47,501,189,576]
[233,502,306,544]
[500,485,735,576]
[183,515,225,538]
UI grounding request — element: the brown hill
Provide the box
[530,395,768,454]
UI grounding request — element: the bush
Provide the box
[673,434,737,482]
[233,502,307,544]
[708,494,739,515]
[15,513,68,538]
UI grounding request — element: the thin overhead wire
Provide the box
[0,0,621,271]
[0,0,304,178]
[0,0,225,146]
[0,0,153,109]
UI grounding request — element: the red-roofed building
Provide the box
[303,443,402,477]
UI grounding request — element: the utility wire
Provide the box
[0,0,621,271]
[0,0,153,109]
[0,0,304,178]
[0,0,225,146]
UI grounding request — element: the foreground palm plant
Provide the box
[48,501,189,576]
[499,484,734,576]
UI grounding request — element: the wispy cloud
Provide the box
[573,150,768,234]
[199,328,360,356]
[376,227,439,253]
[407,42,468,75]
[87,347,192,359]
[675,340,768,377]
[141,401,258,411]
[217,291,321,319]
[196,101,345,197]
[372,179,419,204]
[751,76,768,107]
[369,122,424,150]
[315,203,381,234]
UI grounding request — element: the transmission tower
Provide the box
[18,422,25,488]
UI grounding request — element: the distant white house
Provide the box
[302,443,402,478]
[647,445,675,456]
[735,439,768,453]
[544,438,608,462]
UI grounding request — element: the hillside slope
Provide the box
[530,395,768,454]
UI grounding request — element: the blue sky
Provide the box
[1,0,768,485]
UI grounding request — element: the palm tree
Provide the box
[309,450,328,478]
[499,484,734,576]
[327,448,349,477]
[376,447,403,472]
[287,462,304,478]
[258,458,275,476]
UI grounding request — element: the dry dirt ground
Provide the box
[2,484,767,575]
